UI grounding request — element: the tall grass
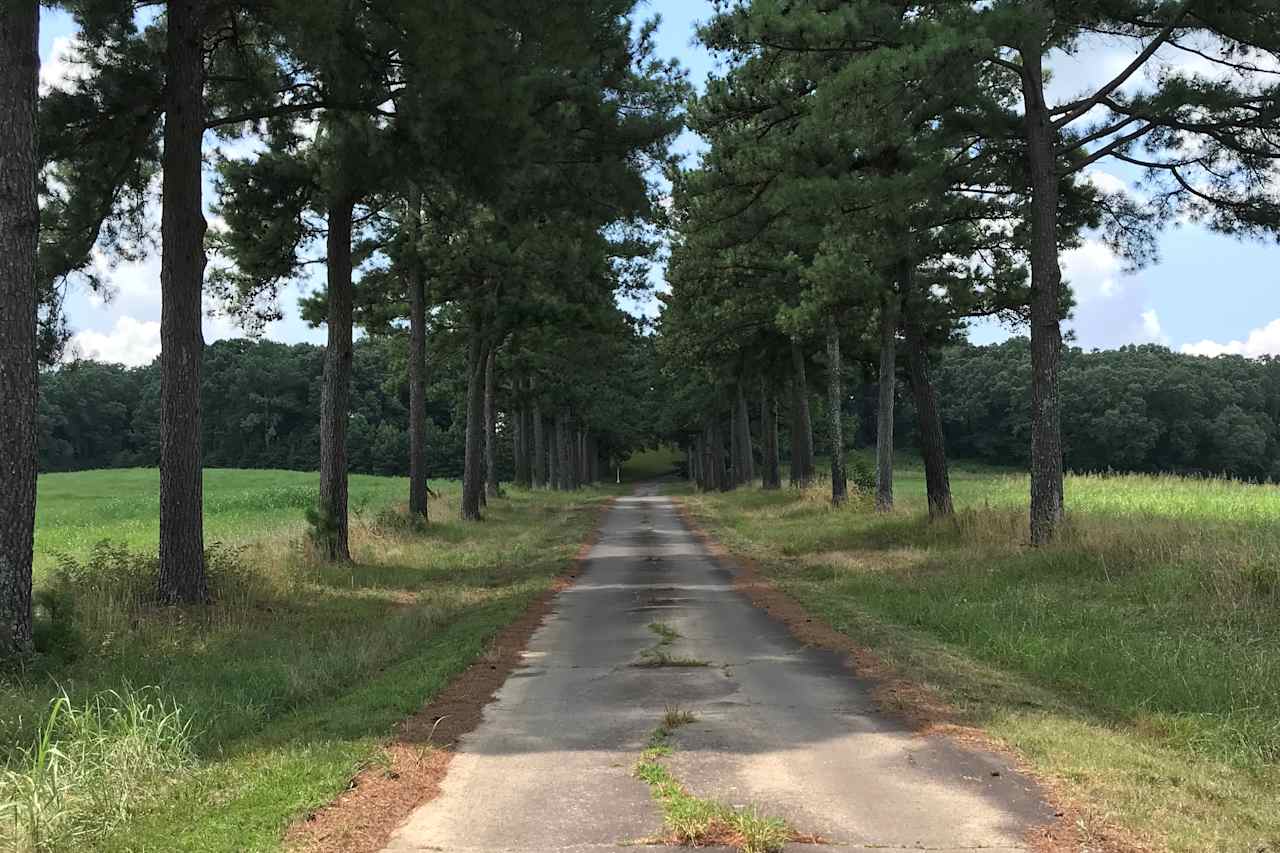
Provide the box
[1,687,194,853]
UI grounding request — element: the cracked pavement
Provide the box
[382,485,1052,852]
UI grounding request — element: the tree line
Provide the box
[40,331,658,481]
[0,1,683,656]
[914,340,1280,482]
[653,0,1280,532]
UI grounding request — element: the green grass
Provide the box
[33,468,408,580]
[635,710,794,853]
[676,453,1280,853]
[619,446,683,482]
[4,469,614,852]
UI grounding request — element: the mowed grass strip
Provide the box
[676,454,1280,853]
[3,470,614,852]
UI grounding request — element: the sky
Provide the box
[40,3,1280,366]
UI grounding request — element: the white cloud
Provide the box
[1140,309,1169,345]
[1084,169,1128,197]
[39,35,84,94]
[1181,318,1280,358]
[1062,239,1122,304]
[67,316,161,366]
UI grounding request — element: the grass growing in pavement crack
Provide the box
[633,622,710,669]
[634,710,816,853]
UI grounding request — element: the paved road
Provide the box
[383,486,1050,853]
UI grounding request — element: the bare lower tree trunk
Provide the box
[706,420,716,489]
[556,410,573,491]
[693,434,705,489]
[711,418,729,493]
[902,272,954,519]
[484,347,499,500]
[157,0,211,601]
[513,381,529,489]
[406,185,429,521]
[826,323,847,507]
[0,3,39,655]
[547,416,560,490]
[1021,48,1065,544]
[735,384,754,485]
[532,406,546,488]
[317,196,356,558]
[789,340,815,486]
[461,334,487,520]
[761,382,781,490]
[523,405,536,487]
[875,290,898,512]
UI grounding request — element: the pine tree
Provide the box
[0,1,40,656]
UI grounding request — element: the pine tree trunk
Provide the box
[484,347,499,500]
[732,402,742,489]
[318,196,355,558]
[761,382,781,490]
[406,186,429,520]
[902,268,953,519]
[789,340,815,486]
[875,290,898,512]
[547,415,559,490]
[532,406,546,488]
[826,323,847,507]
[461,334,487,520]
[1021,47,1065,545]
[702,422,715,491]
[711,419,729,493]
[0,3,39,655]
[735,384,755,485]
[157,0,211,600]
[556,410,572,491]
[513,381,529,488]
[523,404,536,487]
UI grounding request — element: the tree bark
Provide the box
[789,340,815,487]
[547,414,559,490]
[317,195,356,558]
[532,405,546,488]
[513,381,529,489]
[1021,45,1066,545]
[157,0,211,601]
[760,381,781,490]
[0,2,39,655]
[711,418,729,493]
[406,185,429,520]
[902,265,954,519]
[556,410,573,491]
[875,289,898,512]
[735,384,755,485]
[826,323,847,507]
[523,404,536,487]
[484,347,499,500]
[461,333,487,520]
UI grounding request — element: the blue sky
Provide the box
[40,3,1280,364]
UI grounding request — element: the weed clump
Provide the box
[0,686,195,853]
[38,541,273,650]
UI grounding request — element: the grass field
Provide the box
[618,446,683,481]
[675,452,1280,853]
[32,469,409,580]
[3,469,614,853]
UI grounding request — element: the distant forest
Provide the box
[39,337,1280,483]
